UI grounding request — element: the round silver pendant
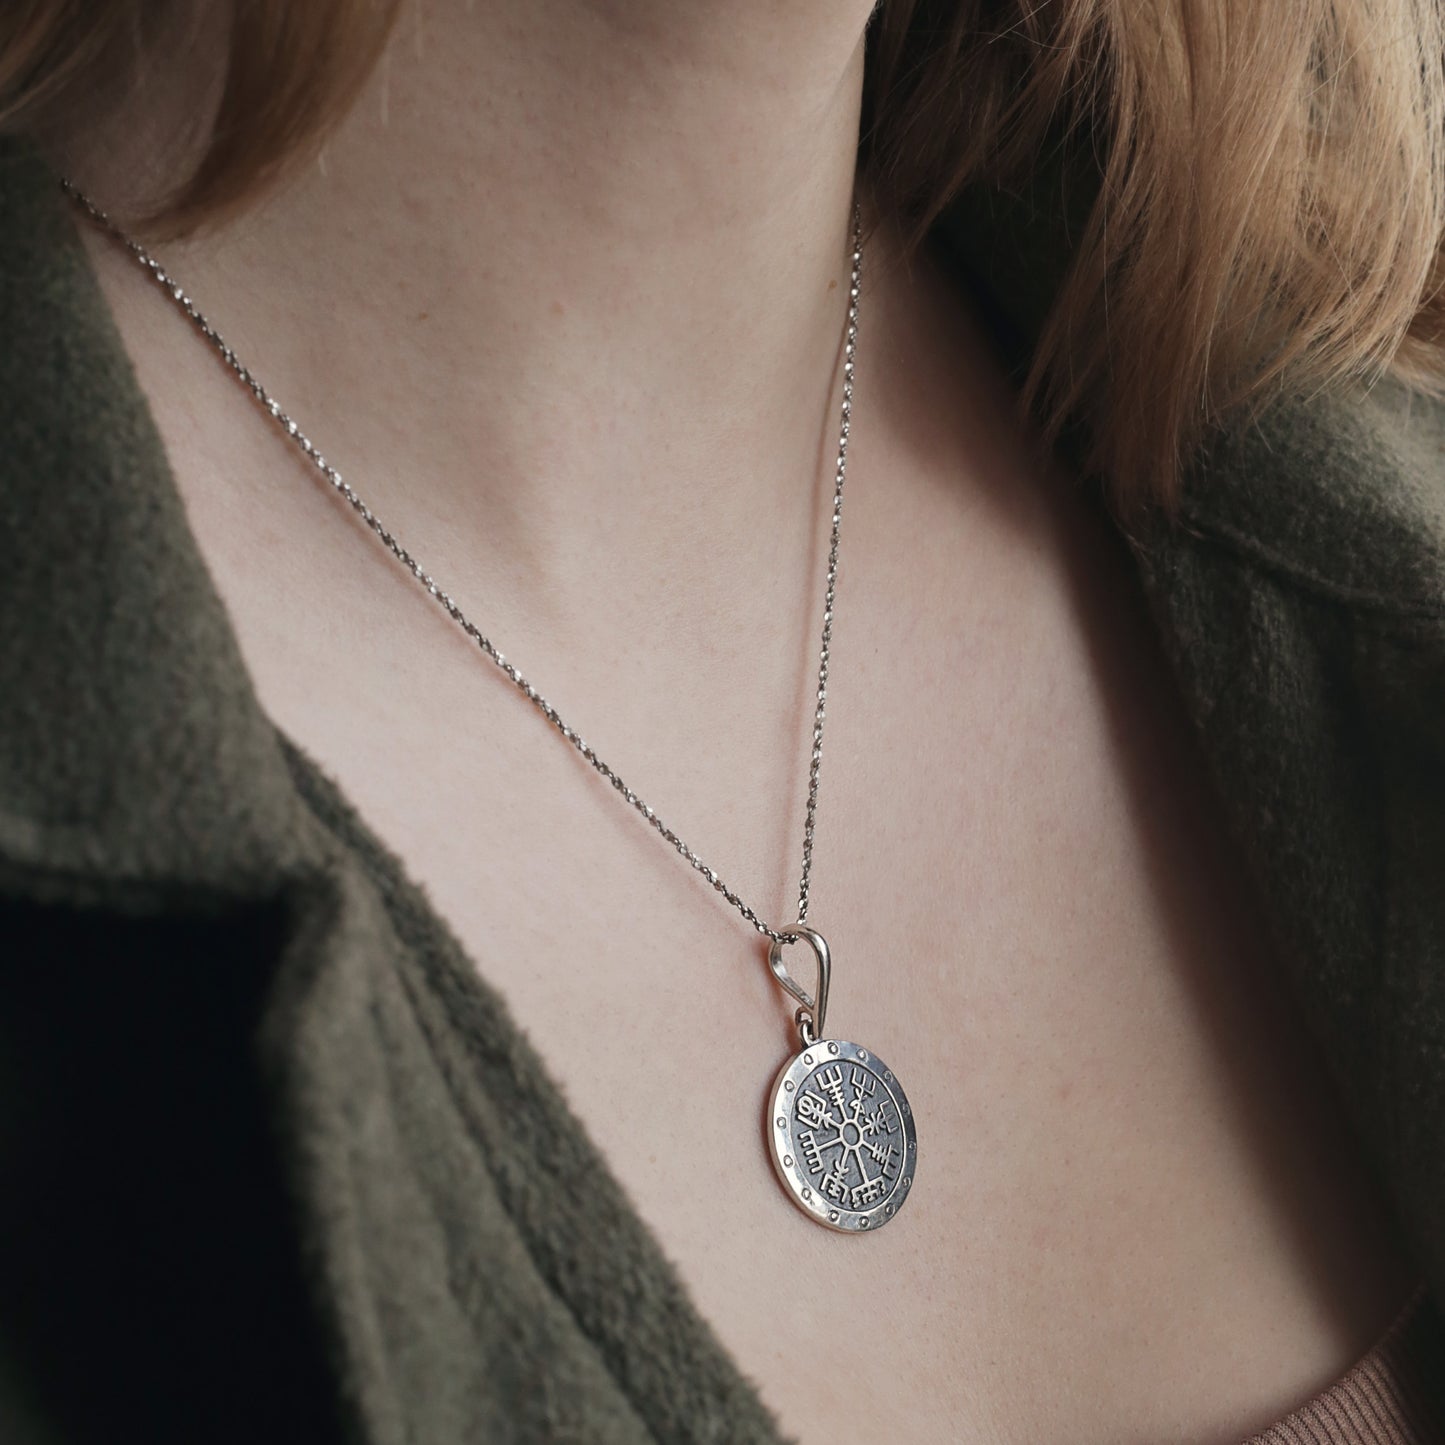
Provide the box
[767,1038,917,1232]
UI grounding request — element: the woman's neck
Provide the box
[76,0,882,600]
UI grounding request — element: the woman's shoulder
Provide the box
[936,162,1445,1311]
[0,139,310,890]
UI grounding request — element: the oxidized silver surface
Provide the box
[768,1039,917,1233]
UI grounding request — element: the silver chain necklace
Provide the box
[66,182,917,1233]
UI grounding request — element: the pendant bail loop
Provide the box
[767,925,831,1045]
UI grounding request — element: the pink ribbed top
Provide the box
[1244,1289,1444,1444]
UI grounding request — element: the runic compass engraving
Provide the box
[763,928,918,1232]
[768,1039,918,1233]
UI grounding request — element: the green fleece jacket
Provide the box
[0,137,1441,1444]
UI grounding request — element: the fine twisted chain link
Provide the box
[63,181,861,946]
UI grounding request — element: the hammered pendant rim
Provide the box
[767,1037,917,1233]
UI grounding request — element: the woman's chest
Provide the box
[245,494,1412,1445]
[125,231,1413,1433]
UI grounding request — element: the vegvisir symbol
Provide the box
[791,1056,902,1208]
[768,1038,917,1232]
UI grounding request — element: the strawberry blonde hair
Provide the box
[5,0,1445,508]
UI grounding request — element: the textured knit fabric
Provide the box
[1246,1290,1445,1444]
[0,128,1442,1445]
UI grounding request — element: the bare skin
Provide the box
[73,1,1416,1440]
